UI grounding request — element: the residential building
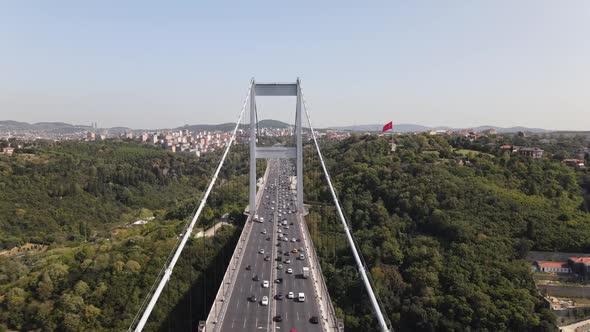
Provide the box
[562,159,585,168]
[1,147,14,155]
[518,147,544,159]
[535,261,572,273]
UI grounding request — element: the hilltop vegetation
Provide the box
[0,140,251,248]
[305,133,590,331]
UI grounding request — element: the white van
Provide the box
[298,292,305,302]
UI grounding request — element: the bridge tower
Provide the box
[248,79,304,215]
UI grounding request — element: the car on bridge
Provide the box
[262,280,269,288]
[298,292,305,302]
[261,296,269,306]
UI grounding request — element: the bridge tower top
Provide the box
[249,78,304,215]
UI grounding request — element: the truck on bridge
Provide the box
[302,266,310,279]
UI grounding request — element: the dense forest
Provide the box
[1,133,590,331]
[304,133,590,331]
[0,140,259,331]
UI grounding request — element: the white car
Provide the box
[291,238,296,242]
[259,249,265,254]
[286,268,293,274]
[277,264,283,269]
[262,229,267,234]
[262,280,269,288]
[287,292,294,299]
[261,296,269,306]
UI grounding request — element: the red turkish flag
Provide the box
[382,121,393,132]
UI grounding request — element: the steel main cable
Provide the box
[299,84,393,332]
[129,80,254,332]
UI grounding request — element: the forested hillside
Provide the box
[304,133,590,331]
[0,140,255,331]
[1,135,589,331]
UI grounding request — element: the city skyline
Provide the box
[1,1,589,130]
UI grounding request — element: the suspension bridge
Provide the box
[127,79,393,332]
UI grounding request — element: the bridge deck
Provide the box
[205,159,338,331]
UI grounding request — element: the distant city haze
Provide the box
[1,1,589,130]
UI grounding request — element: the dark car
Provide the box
[310,316,319,324]
[274,315,283,322]
[249,295,257,302]
[264,255,270,261]
[290,222,294,225]
[246,265,251,270]
[275,277,283,283]
[252,275,260,281]
[275,293,284,300]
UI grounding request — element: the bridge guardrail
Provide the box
[298,212,342,332]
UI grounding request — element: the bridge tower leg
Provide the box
[249,80,257,215]
[296,78,304,214]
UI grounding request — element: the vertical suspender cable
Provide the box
[130,81,253,332]
[300,88,392,332]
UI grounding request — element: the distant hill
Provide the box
[0,119,554,134]
[0,121,91,135]
[177,119,290,132]
[330,123,550,133]
[0,120,30,129]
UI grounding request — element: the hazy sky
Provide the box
[1,1,589,130]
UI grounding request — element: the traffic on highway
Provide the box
[219,159,322,331]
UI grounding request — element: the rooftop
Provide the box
[536,261,569,268]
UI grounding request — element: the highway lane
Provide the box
[219,159,323,331]
[273,159,322,332]
[219,160,278,331]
